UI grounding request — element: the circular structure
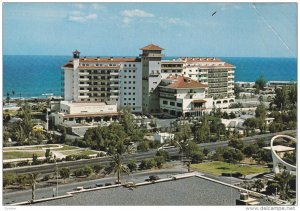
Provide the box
[270,135,296,174]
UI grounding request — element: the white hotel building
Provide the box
[56,44,235,125]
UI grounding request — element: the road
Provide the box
[3,168,186,205]
[3,130,296,176]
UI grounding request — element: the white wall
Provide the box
[64,68,74,101]
[60,101,117,114]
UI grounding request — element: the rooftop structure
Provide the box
[34,176,274,206]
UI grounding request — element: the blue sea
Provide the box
[3,55,297,98]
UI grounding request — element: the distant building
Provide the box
[153,132,175,143]
[51,101,118,125]
[267,81,296,87]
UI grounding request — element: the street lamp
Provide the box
[55,159,58,197]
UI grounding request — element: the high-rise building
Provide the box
[60,45,235,120]
[62,50,142,112]
[140,44,165,113]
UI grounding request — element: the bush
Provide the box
[156,150,170,161]
[127,160,137,172]
[93,164,104,174]
[73,168,85,177]
[139,159,157,170]
[3,172,15,187]
[154,156,165,168]
[266,181,280,195]
[191,151,205,164]
[137,141,149,152]
[83,166,93,176]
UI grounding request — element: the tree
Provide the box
[194,116,210,143]
[288,84,297,107]
[228,138,244,150]
[255,102,266,119]
[127,160,137,172]
[273,87,289,110]
[283,151,296,165]
[234,84,242,98]
[28,173,39,202]
[254,75,266,92]
[137,141,149,152]
[253,179,264,192]
[266,181,280,195]
[59,167,70,183]
[275,170,293,200]
[105,154,129,184]
[45,149,52,162]
[32,153,39,165]
[175,123,192,142]
[119,106,136,136]
[154,156,166,168]
[243,145,259,158]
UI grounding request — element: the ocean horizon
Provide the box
[3,55,297,99]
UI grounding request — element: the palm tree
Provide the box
[106,153,130,184]
[28,173,39,202]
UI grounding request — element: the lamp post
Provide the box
[55,159,58,196]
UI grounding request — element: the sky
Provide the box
[2,2,298,57]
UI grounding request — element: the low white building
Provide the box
[154,132,175,144]
[159,76,213,117]
[51,101,119,125]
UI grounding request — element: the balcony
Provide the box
[192,107,206,111]
[228,75,234,79]
[79,89,89,93]
[110,83,119,87]
[228,70,235,74]
[78,95,89,99]
[78,72,89,76]
[79,78,89,81]
[111,90,119,93]
[110,77,119,82]
[110,72,119,76]
[79,83,89,87]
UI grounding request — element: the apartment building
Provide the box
[62,50,142,112]
[161,57,235,108]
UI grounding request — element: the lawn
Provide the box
[3,144,60,151]
[3,151,45,160]
[61,149,98,156]
[191,161,270,176]
[53,145,79,151]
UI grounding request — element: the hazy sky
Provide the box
[3,2,298,57]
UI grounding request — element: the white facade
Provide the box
[119,62,142,112]
[154,132,175,144]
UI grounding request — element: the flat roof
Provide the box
[263,145,295,152]
[61,101,108,107]
[35,176,271,206]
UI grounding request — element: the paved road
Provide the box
[3,168,186,205]
[3,130,296,176]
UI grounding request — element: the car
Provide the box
[149,175,160,181]
[74,186,84,191]
[96,183,103,187]
[105,183,112,186]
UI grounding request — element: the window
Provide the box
[177,103,182,107]
[133,76,135,78]
[163,100,168,105]
[170,102,175,106]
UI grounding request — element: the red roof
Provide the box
[164,76,208,89]
[140,44,164,51]
[193,100,207,103]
